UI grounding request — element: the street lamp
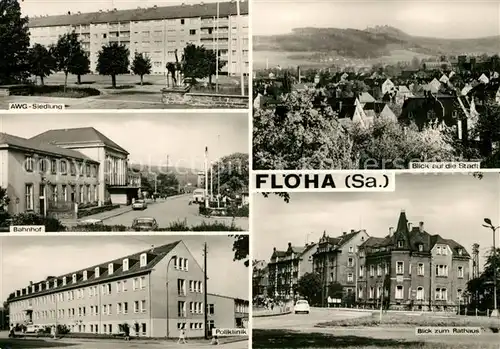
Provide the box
[166,255,177,339]
[482,218,499,317]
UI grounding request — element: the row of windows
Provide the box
[25,156,97,177]
[177,322,206,330]
[24,183,98,211]
[362,262,464,278]
[177,279,203,295]
[358,286,463,301]
[178,301,214,317]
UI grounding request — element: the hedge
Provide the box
[10,212,65,232]
[77,204,120,218]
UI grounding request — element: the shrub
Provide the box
[10,212,65,232]
[70,224,128,232]
[77,204,119,218]
[78,201,98,209]
[228,205,249,217]
[57,324,71,335]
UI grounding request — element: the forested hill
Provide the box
[253,26,500,59]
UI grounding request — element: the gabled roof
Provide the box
[30,127,128,154]
[359,92,376,103]
[0,132,97,162]
[10,241,180,301]
[28,1,249,28]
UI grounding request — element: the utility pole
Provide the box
[204,147,209,208]
[236,0,245,96]
[483,218,499,316]
[204,242,209,339]
[216,1,220,93]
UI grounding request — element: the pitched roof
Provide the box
[359,92,376,103]
[0,132,97,162]
[10,241,180,301]
[30,127,128,154]
[28,1,249,28]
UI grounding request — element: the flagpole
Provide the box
[216,1,220,93]
[236,0,245,96]
[204,147,209,208]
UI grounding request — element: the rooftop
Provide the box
[30,127,128,154]
[0,132,97,162]
[9,241,180,301]
[28,1,249,28]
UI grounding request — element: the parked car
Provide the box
[192,189,206,204]
[132,217,158,231]
[132,199,147,210]
[25,324,40,333]
[294,299,310,314]
[77,218,103,226]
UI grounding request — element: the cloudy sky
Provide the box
[0,113,248,171]
[0,235,248,303]
[21,0,223,16]
[253,173,500,270]
[253,0,500,38]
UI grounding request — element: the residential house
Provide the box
[252,260,269,298]
[312,230,369,305]
[267,242,317,300]
[357,210,470,311]
[395,86,413,105]
[381,79,395,95]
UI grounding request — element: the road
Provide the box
[253,308,500,348]
[102,195,249,231]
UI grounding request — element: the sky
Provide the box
[253,0,500,38]
[253,172,500,271]
[0,113,248,172]
[0,235,248,303]
[20,0,223,16]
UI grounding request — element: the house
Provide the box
[357,210,470,311]
[7,241,249,336]
[439,74,449,84]
[381,79,395,95]
[358,92,376,104]
[267,242,317,300]
[395,85,413,105]
[313,230,369,305]
[478,73,489,84]
[30,127,140,205]
[362,102,397,124]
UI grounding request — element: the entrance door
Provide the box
[39,184,45,216]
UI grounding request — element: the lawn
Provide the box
[316,312,500,331]
[252,329,500,349]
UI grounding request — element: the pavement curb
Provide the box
[253,310,292,318]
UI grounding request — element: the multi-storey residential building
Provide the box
[30,127,140,206]
[0,132,100,216]
[313,229,369,304]
[7,241,248,337]
[267,242,317,300]
[358,210,470,311]
[28,2,249,76]
[252,260,269,298]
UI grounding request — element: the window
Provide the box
[442,246,448,255]
[189,29,196,35]
[62,185,68,202]
[123,280,127,291]
[208,304,214,315]
[107,283,111,294]
[348,258,354,267]
[117,281,121,292]
[358,287,363,298]
[397,240,404,248]
[133,278,138,290]
[377,264,382,276]
[180,19,185,25]
[458,249,463,256]
[109,263,114,275]
[349,246,354,253]
[436,265,448,277]
[395,285,404,299]
[95,267,100,278]
[435,288,447,300]
[134,301,139,313]
[51,159,57,174]
[25,184,34,210]
[141,300,146,312]
[63,277,67,286]
[458,266,464,278]
[123,259,129,271]
[178,279,186,296]
[369,287,374,299]
[178,301,186,317]
[123,302,128,314]
[140,253,147,267]
[60,160,67,174]
[72,274,77,284]
[418,263,424,276]
[347,273,353,282]
[140,276,145,289]
[418,244,424,252]
[384,263,388,274]
[457,289,463,299]
[25,156,34,172]
[396,261,404,274]
[409,264,412,275]
[359,265,364,277]
[369,265,375,277]
[436,246,441,255]
[52,184,58,202]
[183,258,188,271]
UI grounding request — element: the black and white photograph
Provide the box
[0,235,249,348]
[252,1,500,169]
[0,112,249,232]
[252,173,500,349]
[0,0,249,110]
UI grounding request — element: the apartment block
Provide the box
[7,241,248,337]
[358,210,470,311]
[28,1,249,76]
[313,230,369,303]
[267,242,317,300]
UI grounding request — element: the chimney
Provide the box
[273,247,276,252]
[288,242,292,248]
[29,281,33,286]
[350,229,355,234]
[407,222,413,231]
[389,227,394,236]
[419,222,424,232]
[343,232,347,236]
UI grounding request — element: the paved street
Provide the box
[253,308,500,347]
[99,194,249,230]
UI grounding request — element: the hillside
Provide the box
[129,164,200,187]
[253,26,500,59]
